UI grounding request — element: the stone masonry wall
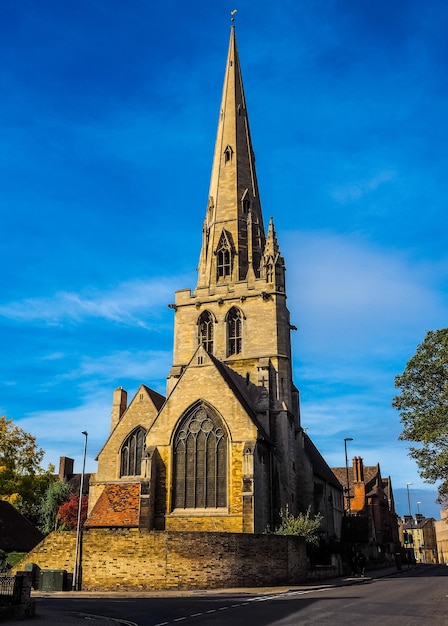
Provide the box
[20,529,307,590]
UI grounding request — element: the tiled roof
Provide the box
[304,434,342,489]
[85,483,141,528]
[331,464,380,494]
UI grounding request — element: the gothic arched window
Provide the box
[216,231,232,279]
[227,306,242,356]
[120,427,145,477]
[198,311,214,353]
[173,404,227,509]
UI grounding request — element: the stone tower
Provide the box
[87,26,340,537]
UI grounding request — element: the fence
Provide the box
[0,574,23,605]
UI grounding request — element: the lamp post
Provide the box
[406,481,413,563]
[344,437,354,515]
[72,431,88,591]
[406,482,412,520]
[417,501,421,515]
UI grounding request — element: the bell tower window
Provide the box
[173,404,227,509]
[198,311,214,353]
[227,306,242,356]
[120,427,145,477]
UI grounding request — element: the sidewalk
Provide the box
[20,565,408,625]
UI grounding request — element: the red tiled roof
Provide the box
[85,483,140,527]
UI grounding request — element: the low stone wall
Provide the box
[19,529,307,591]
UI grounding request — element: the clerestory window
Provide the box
[198,311,214,353]
[227,306,242,356]
[120,427,145,477]
[173,405,227,509]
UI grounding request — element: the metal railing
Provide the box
[0,574,23,605]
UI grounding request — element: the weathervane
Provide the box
[231,9,237,23]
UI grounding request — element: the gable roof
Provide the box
[155,345,272,444]
[84,483,140,528]
[332,464,380,493]
[95,383,166,460]
[206,352,271,442]
[0,501,44,553]
[141,384,165,411]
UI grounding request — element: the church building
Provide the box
[86,25,343,540]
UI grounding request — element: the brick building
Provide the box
[86,25,343,539]
[332,456,399,561]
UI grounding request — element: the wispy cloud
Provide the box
[19,393,112,472]
[331,170,396,204]
[284,230,448,354]
[0,277,183,327]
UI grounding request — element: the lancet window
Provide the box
[224,145,233,163]
[198,310,214,353]
[173,404,227,509]
[120,427,145,477]
[241,189,250,214]
[216,231,232,279]
[227,306,242,356]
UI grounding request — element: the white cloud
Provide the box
[18,393,112,473]
[284,230,448,356]
[0,277,185,327]
[331,170,396,204]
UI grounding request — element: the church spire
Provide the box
[196,26,265,290]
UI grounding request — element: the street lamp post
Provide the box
[406,482,412,520]
[72,431,88,591]
[417,501,421,516]
[406,481,413,564]
[344,437,354,515]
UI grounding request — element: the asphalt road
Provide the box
[35,565,448,625]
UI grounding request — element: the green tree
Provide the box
[273,506,323,545]
[392,328,448,501]
[0,415,55,524]
[38,480,72,534]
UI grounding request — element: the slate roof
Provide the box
[84,483,141,528]
[0,501,44,553]
[304,434,342,489]
[141,384,165,411]
[208,353,271,443]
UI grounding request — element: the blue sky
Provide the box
[1,0,447,519]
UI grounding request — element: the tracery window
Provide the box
[173,405,227,509]
[198,311,214,353]
[120,427,145,477]
[227,306,242,356]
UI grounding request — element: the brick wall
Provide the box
[19,529,307,590]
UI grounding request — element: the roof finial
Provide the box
[231,9,237,23]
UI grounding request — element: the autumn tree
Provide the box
[392,328,448,502]
[0,415,55,524]
[57,494,88,530]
